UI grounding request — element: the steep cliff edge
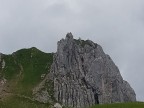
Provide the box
[35,33,136,108]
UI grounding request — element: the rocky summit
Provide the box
[34,33,136,108]
[0,33,136,108]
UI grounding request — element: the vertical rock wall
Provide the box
[50,33,136,108]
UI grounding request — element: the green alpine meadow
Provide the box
[0,47,53,108]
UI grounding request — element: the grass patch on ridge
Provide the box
[91,102,144,108]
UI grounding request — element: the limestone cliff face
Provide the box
[49,33,136,107]
[0,53,7,94]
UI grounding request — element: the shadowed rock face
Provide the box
[49,33,136,108]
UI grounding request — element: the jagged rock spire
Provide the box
[66,32,73,40]
[50,33,136,107]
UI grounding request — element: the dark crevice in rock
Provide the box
[81,57,84,63]
[81,77,100,105]
[94,93,99,104]
[92,87,100,104]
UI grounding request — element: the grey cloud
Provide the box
[0,0,144,101]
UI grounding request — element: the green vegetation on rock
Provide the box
[74,38,97,48]
[74,39,90,47]
[0,47,54,107]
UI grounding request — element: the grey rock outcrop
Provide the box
[0,53,2,70]
[0,54,7,93]
[34,33,136,108]
[54,103,62,108]
[0,53,2,76]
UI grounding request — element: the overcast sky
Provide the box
[0,0,144,101]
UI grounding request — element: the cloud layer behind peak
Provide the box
[0,0,144,101]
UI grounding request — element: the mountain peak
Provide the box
[66,32,73,40]
[0,33,136,108]
[34,33,136,108]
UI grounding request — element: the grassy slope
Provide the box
[91,102,144,108]
[0,47,53,108]
[0,96,49,108]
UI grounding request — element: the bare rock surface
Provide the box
[54,103,62,108]
[34,33,136,108]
